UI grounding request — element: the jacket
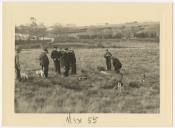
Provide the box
[39,51,49,66]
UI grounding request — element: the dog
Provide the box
[21,72,29,80]
[78,76,87,81]
[114,81,122,93]
[35,70,45,78]
[141,73,146,83]
[100,71,110,75]
[113,73,123,93]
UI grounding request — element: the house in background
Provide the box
[15,33,54,43]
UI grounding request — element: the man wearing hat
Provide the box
[51,46,62,74]
[104,49,112,70]
[15,47,21,81]
[39,47,49,78]
[63,48,70,77]
[69,48,76,74]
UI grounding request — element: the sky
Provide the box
[5,3,162,26]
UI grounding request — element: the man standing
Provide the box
[112,57,122,73]
[39,48,49,78]
[60,48,65,67]
[69,49,76,74]
[63,48,70,77]
[15,47,21,81]
[51,46,62,74]
[104,49,112,70]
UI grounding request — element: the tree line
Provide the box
[15,17,160,41]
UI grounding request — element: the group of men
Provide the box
[15,47,122,81]
[104,49,122,73]
[39,46,77,78]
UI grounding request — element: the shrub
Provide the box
[128,81,141,88]
[96,42,105,48]
[134,31,157,38]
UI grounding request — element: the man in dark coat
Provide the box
[69,49,76,74]
[60,48,65,67]
[15,47,21,81]
[112,57,122,73]
[63,48,70,77]
[39,48,49,78]
[104,49,112,70]
[51,46,62,74]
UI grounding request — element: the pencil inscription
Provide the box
[66,113,98,124]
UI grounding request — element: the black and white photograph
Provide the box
[14,3,160,113]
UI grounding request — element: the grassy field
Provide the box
[15,41,159,113]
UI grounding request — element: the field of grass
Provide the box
[15,41,159,113]
[16,38,159,49]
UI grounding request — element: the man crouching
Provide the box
[112,57,122,73]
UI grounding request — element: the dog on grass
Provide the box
[100,71,110,75]
[113,73,123,93]
[35,70,45,78]
[78,76,87,81]
[21,72,29,80]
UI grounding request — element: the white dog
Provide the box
[100,71,110,75]
[35,70,45,78]
[78,76,87,81]
[21,72,29,80]
[113,73,123,93]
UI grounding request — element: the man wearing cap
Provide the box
[15,47,21,81]
[104,49,112,70]
[51,46,62,74]
[63,48,70,77]
[39,48,49,78]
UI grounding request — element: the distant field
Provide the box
[15,41,159,113]
[16,39,159,49]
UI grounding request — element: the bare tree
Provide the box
[38,23,47,40]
